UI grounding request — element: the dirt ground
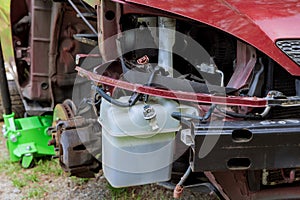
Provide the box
[0,121,216,200]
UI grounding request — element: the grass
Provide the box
[0,157,61,186]
[33,158,62,176]
[0,143,63,199]
[107,183,129,200]
[70,176,90,186]
[25,184,47,199]
[1,158,60,199]
[106,182,175,200]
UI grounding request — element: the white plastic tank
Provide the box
[99,96,180,187]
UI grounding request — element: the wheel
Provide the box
[0,80,25,120]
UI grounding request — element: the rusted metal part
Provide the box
[21,0,53,102]
[281,169,296,184]
[49,2,97,105]
[263,168,300,186]
[252,186,300,200]
[212,170,300,200]
[50,100,101,178]
[204,172,230,200]
[227,41,257,89]
[212,171,251,200]
[76,66,267,107]
[51,101,77,160]
[59,123,101,178]
[173,184,183,199]
[98,0,121,61]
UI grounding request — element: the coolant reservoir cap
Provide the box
[143,104,156,120]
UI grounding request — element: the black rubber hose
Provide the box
[171,112,204,121]
[203,104,216,120]
[147,68,159,86]
[171,112,191,127]
[171,104,217,124]
[0,43,12,115]
[129,68,159,105]
[92,85,130,107]
[143,68,159,103]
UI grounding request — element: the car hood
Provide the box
[224,0,300,41]
[122,0,300,75]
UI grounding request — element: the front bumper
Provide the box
[192,119,300,171]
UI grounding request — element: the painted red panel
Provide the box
[76,67,267,107]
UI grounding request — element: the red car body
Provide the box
[1,0,300,199]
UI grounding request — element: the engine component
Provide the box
[262,168,300,186]
[49,100,101,178]
[158,17,176,77]
[57,118,101,178]
[248,58,265,97]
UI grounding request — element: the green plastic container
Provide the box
[2,113,55,168]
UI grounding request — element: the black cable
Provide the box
[92,85,130,107]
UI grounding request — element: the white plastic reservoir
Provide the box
[99,96,180,187]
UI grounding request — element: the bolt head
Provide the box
[10,135,17,143]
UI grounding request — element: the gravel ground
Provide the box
[0,121,216,200]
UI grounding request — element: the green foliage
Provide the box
[0,154,63,198]
[70,176,90,186]
[25,184,47,199]
[12,178,26,189]
[33,158,62,177]
[106,183,128,199]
